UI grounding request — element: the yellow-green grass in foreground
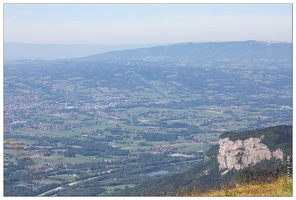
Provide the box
[184,176,292,196]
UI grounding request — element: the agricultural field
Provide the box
[3,59,292,196]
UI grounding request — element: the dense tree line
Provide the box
[141,133,178,141]
[5,134,129,157]
[220,125,292,157]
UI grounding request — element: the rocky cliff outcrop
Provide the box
[217,136,284,172]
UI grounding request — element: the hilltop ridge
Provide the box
[81,41,292,62]
[116,125,292,196]
[4,41,292,62]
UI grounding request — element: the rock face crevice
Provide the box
[217,136,284,171]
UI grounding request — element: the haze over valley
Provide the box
[4,40,292,196]
[3,3,292,197]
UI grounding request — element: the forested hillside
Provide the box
[117,125,292,196]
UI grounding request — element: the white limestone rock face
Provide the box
[217,136,284,172]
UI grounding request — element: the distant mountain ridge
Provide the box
[82,40,292,62]
[4,41,292,61]
[3,42,162,60]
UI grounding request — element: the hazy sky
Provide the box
[3,3,292,45]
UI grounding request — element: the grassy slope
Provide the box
[183,176,292,197]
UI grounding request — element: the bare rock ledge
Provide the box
[217,136,283,173]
